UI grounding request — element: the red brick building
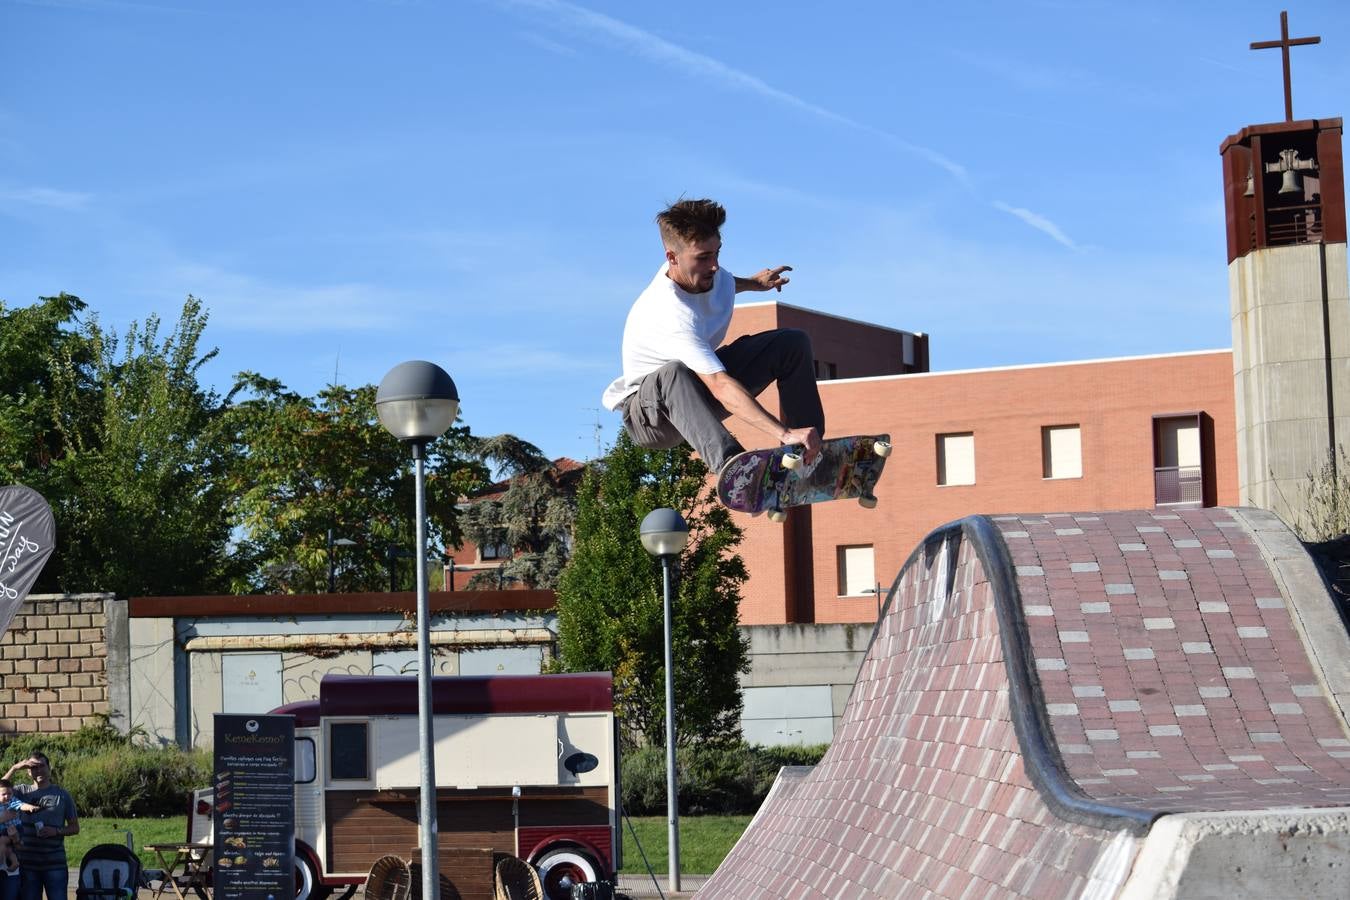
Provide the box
[721,301,1238,626]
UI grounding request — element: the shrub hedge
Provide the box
[0,720,209,818]
[621,741,828,815]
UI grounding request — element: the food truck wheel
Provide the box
[295,854,330,900]
[534,847,599,900]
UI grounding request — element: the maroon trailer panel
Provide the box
[316,673,614,718]
[270,699,322,726]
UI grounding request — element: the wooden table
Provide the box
[143,843,210,900]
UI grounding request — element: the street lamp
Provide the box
[326,529,357,593]
[639,507,689,894]
[863,581,884,619]
[377,360,459,900]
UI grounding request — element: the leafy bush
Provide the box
[62,748,211,817]
[621,741,829,815]
[747,743,831,800]
[0,720,209,817]
[620,746,670,816]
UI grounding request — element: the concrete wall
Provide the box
[739,623,871,745]
[1230,241,1350,531]
[129,609,557,749]
[0,593,115,737]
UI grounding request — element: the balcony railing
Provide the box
[1155,465,1203,506]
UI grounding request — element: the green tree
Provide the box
[555,430,749,749]
[226,375,488,593]
[460,434,581,590]
[38,297,242,596]
[0,293,94,485]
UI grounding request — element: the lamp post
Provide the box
[639,508,689,894]
[376,360,459,900]
[864,581,883,619]
[326,529,357,593]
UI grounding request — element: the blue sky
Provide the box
[3,0,1347,463]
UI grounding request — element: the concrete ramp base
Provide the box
[698,508,1350,898]
[1122,808,1350,899]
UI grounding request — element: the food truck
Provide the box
[190,672,619,900]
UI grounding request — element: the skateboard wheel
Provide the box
[859,494,878,509]
[782,451,803,470]
[873,440,892,458]
[768,509,788,523]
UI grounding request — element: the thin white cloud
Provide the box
[451,343,610,376]
[1193,55,1249,76]
[992,200,1078,250]
[0,186,93,210]
[518,30,578,57]
[163,263,425,334]
[812,212,1226,371]
[951,49,1095,94]
[498,0,969,184]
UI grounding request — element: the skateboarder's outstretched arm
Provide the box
[734,266,792,293]
[699,370,822,463]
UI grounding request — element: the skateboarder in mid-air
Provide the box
[601,198,826,478]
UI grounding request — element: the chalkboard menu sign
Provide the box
[213,714,296,900]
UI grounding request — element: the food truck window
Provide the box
[330,722,369,780]
[295,737,317,784]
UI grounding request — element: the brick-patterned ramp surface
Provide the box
[697,508,1350,898]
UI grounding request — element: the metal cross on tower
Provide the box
[1249,10,1321,123]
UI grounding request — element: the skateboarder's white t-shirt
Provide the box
[601,263,735,410]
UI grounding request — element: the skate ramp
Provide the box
[698,508,1350,898]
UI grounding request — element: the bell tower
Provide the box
[1219,12,1348,528]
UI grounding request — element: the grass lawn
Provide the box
[66,817,189,872]
[618,815,750,875]
[69,815,751,878]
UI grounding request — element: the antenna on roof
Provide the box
[583,408,604,460]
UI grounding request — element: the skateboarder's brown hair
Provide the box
[656,198,726,250]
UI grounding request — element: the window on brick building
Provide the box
[480,542,511,561]
[837,545,876,596]
[936,432,975,486]
[814,360,838,380]
[1042,425,1083,479]
[1154,413,1205,506]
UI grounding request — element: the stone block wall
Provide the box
[0,594,114,735]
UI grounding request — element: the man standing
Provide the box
[602,198,825,477]
[3,754,77,900]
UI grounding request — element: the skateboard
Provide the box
[717,434,892,522]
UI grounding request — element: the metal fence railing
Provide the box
[1155,466,1203,506]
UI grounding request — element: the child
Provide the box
[0,779,37,874]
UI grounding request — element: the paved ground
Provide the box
[57,869,708,898]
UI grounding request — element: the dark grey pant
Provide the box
[621,328,825,473]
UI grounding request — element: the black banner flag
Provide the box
[0,485,56,638]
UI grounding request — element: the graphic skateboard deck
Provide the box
[716,434,891,521]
